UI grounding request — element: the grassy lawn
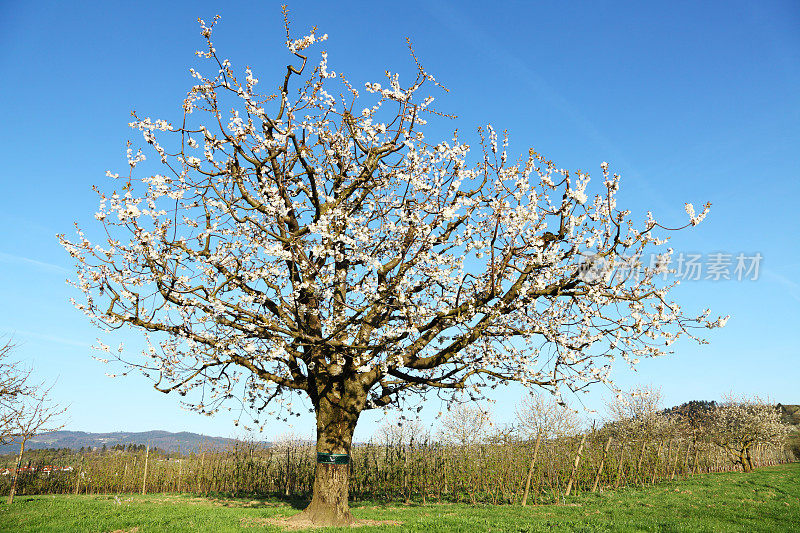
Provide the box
[0,463,798,532]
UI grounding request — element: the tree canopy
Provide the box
[59,14,726,524]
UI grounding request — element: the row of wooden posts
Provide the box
[3,437,793,503]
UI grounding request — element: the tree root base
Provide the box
[258,512,399,529]
[287,505,353,528]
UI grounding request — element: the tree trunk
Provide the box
[289,391,362,527]
[738,448,752,473]
[744,446,753,472]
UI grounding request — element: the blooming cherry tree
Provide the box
[60,14,725,525]
[708,394,788,472]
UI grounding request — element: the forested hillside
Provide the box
[0,430,243,454]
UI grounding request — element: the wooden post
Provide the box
[564,433,587,497]
[682,440,692,477]
[521,431,543,506]
[419,443,426,503]
[284,446,291,496]
[662,440,673,482]
[650,441,664,484]
[592,436,613,493]
[75,456,84,495]
[200,451,205,494]
[670,441,682,480]
[614,443,626,489]
[7,439,26,504]
[479,445,485,493]
[404,441,411,504]
[141,445,150,495]
[634,440,646,484]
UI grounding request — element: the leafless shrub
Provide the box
[438,404,493,446]
[515,393,582,440]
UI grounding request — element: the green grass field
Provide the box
[1,463,798,532]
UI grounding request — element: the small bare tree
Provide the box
[0,340,66,504]
[1,340,36,445]
[373,417,429,446]
[272,430,309,447]
[515,393,581,440]
[438,404,493,446]
[606,385,671,441]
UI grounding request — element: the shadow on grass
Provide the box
[191,491,311,510]
[263,494,308,510]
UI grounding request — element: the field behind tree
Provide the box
[1,463,798,532]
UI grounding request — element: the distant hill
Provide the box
[0,430,254,454]
[778,405,800,459]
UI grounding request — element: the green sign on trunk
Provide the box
[317,453,350,465]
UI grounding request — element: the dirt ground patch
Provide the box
[241,516,402,530]
[206,497,277,508]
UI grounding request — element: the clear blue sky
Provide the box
[1,1,798,442]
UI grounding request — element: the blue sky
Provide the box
[1,1,798,442]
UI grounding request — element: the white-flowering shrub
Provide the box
[708,394,788,472]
